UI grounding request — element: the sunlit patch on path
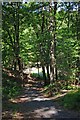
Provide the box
[3,79,80,119]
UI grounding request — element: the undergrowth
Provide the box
[58,88,80,110]
[43,80,78,95]
[31,73,44,80]
[2,72,22,100]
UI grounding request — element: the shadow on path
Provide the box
[2,79,80,119]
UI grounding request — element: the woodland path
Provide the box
[3,78,80,119]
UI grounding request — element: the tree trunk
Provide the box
[37,61,40,78]
[46,64,50,85]
[14,60,17,71]
[49,2,57,83]
[40,6,47,86]
[42,65,47,86]
[15,2,24,86]
[15,2,20,71]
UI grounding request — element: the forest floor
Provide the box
[2,77,80,119]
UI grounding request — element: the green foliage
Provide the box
[3,80,22,99]
[31,73,44,80]
[43,83,61,95]
[2,72,22,99]
[2,2,80,92]
[59,89,80,110]
[2,83,20,99]
[43,80,79,96]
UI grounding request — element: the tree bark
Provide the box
[40,6,47,86]
[42,65,47,86]
[46,64,50,85]
[49,2,57,83]
[37,60,40,78]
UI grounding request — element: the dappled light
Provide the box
[3,78,80,119]
[2,1,80,119]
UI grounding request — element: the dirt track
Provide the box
[2,78,80,119]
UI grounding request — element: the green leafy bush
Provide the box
[43,83,61,95]
[59,89,80,110]
[2,72,22,99]
[3,80,22,99]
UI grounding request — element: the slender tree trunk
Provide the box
[37,60,39,78]
[67,2,71,69]
[14,2,24,86]
[16,2,20,71]
[66,2,70,86]
[49,2,57,83]
[46,64,50,84]
[14,60,17,70]
[54,2,57,81]
[40,6,47,86]
[42,65,47,86]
